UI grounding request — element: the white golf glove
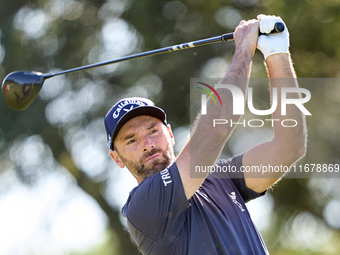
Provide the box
[257,14,290,60]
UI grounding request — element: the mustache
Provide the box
[140,148,164,163]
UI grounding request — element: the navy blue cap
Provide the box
[104,97,167,150]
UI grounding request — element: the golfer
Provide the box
[104,14,307,255]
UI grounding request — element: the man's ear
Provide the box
[166,124,175,147]
[109,150,125,168]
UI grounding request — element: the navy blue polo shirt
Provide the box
[122,154,269,255]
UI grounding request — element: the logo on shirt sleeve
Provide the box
[160,169,172,186]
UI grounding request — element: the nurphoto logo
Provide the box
[196,82,312,128]
[196,82,222,115]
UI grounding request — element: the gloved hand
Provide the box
[257,14,290,60]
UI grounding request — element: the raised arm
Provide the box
[243,16,307,193]
[176,19,259,199]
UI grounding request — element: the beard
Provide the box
[118,146,175,179]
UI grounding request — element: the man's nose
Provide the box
[142,136,154,152]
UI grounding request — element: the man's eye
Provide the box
[150,129,158,134]
[127,139,136,145]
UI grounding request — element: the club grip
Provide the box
[221,21,285,42]
[260,22,285,35]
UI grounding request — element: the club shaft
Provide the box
[44,33,234,79]
[43,21,284,79]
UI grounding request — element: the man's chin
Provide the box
[146,163,167,172]
[142,160,170,177]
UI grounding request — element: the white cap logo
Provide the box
[112,100,147,119]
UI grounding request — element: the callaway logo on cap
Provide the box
[104,97,167,150]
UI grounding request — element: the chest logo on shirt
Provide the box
[227,191,245,212]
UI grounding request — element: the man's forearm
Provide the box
[266,54,307,162]
[221,47,253,81]
[176,48,254,199]
[243,54,307,192]
[174,20,259,199]
[197,48,253,141]
[193,19,258,140]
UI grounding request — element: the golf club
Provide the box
[2,22,284,111]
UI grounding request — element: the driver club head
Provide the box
[2,71,46,111]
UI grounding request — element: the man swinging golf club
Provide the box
[104,14,307,255]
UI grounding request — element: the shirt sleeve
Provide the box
[210,154,266,203]
[123,162,190,246]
